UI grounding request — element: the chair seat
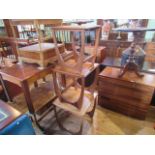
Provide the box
[53,59,99,77]
[53,87,95,117]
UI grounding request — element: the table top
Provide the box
[52,25,101,31]
[19,43,63,52]
[99,67,155,87]
[0,99,21,130]
[0,63,53,82]
[113,27,155,32]
[63,20,94,25]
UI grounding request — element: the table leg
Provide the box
[20,81,50,131]
[0,74,12,102]
[21,81,35,115]
[42,77,46,82]
[61,74,66,88]
[34,81,38,88]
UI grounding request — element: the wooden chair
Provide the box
[0,37,18,61]
[51,25,100,134]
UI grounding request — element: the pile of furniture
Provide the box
[1,21,155,135]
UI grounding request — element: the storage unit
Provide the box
[98,67,155,119]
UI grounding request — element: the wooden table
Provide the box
[0,63,55,127]
[18,43,65,68]
[0,99,21,131]
[98,67,155,119]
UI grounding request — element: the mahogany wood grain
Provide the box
[0,63,54,122]
[18,43,65,67]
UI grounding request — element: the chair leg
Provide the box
[54,106,83,135]
[88,95,98,119]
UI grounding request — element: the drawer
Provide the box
[98,95,148,119]
[98,89,151,108]
[98,77,154,93]
[98,80,153,103]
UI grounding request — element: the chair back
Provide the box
[51,26,101,73]
[0,37,18,60]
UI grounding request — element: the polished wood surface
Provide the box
[18,43,65,67]
[0,58,21,100]
[98,67,155,119]
[99,67,155,87]
[19,43,62,52]
[0,63,54,125]
[11,19,62,26]
[52,25,101,31]
[0,63,52,83]
[0,99,21,130]
[85,46,106,63]
[0,37,18,60]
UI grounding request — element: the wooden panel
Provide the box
[11,19,62,26]
[99,67,155,87]
[19,51,40,60]
[98,95,148,119]
[5,81,22,100]
[98,77,154,93]
[43,45,65,59]
[18,43,65,67]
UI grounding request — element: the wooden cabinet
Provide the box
[98,67,155,119]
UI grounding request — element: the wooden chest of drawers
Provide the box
[98,67,155,119]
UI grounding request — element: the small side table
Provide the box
[0,63,55,128]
